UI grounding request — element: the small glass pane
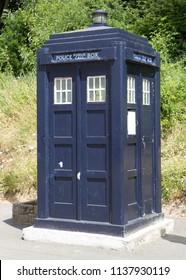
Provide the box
[89,90,94,101]
[62,79,66,90]
[67,91,72,103]
[56,92,61,103]
[147,81,150,92]
[62,92,66,103]
[67,79,71,90]
[89,78,94,89]
[95,77,99,89]
[101,77,106,88]
[147,93,150,105]
[95,90,100,101]
[101,90,106,102]
[56,80,60,91]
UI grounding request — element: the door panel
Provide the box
[141,76,154,214]
[126,65,155,220]
[48,62,110,222]
[80,63,110,222]
[48,64,77,219]
[54,111,73,137]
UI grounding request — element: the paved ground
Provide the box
[0,201,186,260]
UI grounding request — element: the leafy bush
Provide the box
[0,8,35,75]
[0,0,128,76]
[160,60,186,135]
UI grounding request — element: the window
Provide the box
[54,77,72,104]
[87,76,106,102]
[127,76,136,104]
[142,79,150,105]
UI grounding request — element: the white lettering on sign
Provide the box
[133,53,155,65]
[53,52,100,62]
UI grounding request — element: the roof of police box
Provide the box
[47,25,148,45]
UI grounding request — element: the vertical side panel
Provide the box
[154,66,161,213]
[111,42,126,225]
[37,49,50,219]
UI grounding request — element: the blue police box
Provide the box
[35,11,162,236]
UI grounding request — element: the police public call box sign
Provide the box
[52,51,101,63]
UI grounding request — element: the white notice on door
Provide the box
[127,111,136,135]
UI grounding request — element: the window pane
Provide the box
[67,79,71,90]
[67,91,72,103]
[62,79,66,90]
[89,78,94,89]
[101,77,106,89]
[56,92,61,103]
[127,76,136,104]
[95,90,100,101]
[101,90,106,102]
[56,79,60,90]
[89,90,94,102]
[147,93,150,105]
[95,77,99,89]
[62,92,66,103]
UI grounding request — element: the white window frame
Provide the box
[87,75,106,103]
[127,76,136,104]
[54,77,72,104]
[142,78,150,105]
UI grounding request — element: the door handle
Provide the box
[58,161,63,168]
[77,172,81,180]
[142,136,146,150]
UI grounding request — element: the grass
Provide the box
[161,123,186,202]
[0,72,185,204]
[0,72,37,199]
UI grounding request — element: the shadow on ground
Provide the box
[3,218,29,230]
[162,234,186,245]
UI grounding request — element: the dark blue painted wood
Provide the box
[47,64,78,219]
[80,62,110,222]
[153,66,161,213]
[37,49,50,219]
[36,21,161,236]
[110,41,126,225]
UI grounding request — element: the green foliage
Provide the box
[131,0,186,61]
[0,0,185,201]
[1,0,186,74]
[160,60,186,135]
[0,0,129,75]
[0,73,37,196]
[0,8,35,75]
[30,0,128,51]
[161,123,186,202]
